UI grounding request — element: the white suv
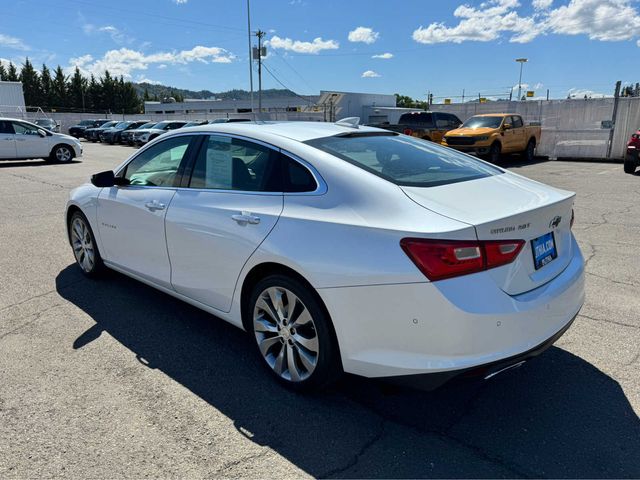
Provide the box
[0,118,83,163]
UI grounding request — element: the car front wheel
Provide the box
[50,145,74,163]
[69,211,104,277]
[248,274,341,391]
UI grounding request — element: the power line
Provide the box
[261,61,315,105]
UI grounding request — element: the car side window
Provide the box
[0,121,15,134]
[189,135,281,192]
[512,116,523,128]
[122,135,193,187]
[281,153,318,193]
[12,122,39,135]
[435,114,448,129]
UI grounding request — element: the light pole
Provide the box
[247,0,254,114]
[516,58,528,101]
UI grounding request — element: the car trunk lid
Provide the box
[401,173,575,295]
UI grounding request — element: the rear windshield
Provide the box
[138,122,157,129]
[306,133,502,187]
[461,116,504,129]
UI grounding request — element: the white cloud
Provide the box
[533,0,553,9]
[372,52,393,59]
[567,88,610,98]
[0,33,29,51]
[68,46,234,78]
[348,27,379,44]
[174,0,188,4]
[361,70,381,78]
[267,35,339,54]
[413,0,640,45]
[83,24,133,45]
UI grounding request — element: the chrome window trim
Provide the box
[115,131,327,196]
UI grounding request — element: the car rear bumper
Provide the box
[318,235,585,381]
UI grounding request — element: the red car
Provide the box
[625,131,640,174]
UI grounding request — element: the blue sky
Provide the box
[0,0,637,101]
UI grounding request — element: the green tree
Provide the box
[51,66,68,109]
[39,64,53,110]
[395,94,415,108]
[7,62,19,81]
[19,58,41,107]
[68,67,87,111]
[99,70,115,112]
[86,74,101,111]
[143,88,150,102]
[0,62,7,81]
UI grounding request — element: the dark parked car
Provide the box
[33,118,60,133]
[624,130,640,174]
[85,121,119,142]
[370,111,462,143]
[68,119,110,138]
[121,121,157,145]
[208,118,252,124]
[99,120,150,144]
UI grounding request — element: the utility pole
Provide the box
[462,89,465,104]
[254,30,266,115]
[515,58,528,102]
[246,0,254,114]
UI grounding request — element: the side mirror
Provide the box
[91,170,130,188]
[38,129,46,137]
[503,123,512,130]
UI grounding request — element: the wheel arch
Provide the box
[65,205,83,244]
[50,143,76,160]
[239,261,343,366]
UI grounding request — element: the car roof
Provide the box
[177,121,385,142]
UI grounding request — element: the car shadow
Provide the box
[0,159,82,168]
[55,264,640,478]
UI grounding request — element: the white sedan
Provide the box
[0,118,82,163]
[65,121,585,390]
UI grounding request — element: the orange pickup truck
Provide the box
[442,114,541,162]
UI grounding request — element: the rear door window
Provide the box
[306,133,502,187]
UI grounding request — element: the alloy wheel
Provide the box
[71,217,95,273]
[253,287,319,382]
[56,146,72,162]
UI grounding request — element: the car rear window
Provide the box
[306,133,502,187]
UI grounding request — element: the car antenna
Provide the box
[335,117,360,129]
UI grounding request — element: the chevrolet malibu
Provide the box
[65,121,585,390]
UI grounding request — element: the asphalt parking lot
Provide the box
[0,142,639,478]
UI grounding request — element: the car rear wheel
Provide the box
[50,145,74,163]
[69,211,104,277]
[249,274,341,391]
[525,139,536,162]
[624,158,637,174]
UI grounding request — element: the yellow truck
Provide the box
[442,113,541,163]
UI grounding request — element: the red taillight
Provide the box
[400,238,525,281]
[403,128,413,136]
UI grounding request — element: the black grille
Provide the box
[446,136,475,146]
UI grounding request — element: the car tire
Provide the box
[488,142,501,163]
[50,144,74,163]
[624,158,637,174]
[68,211,104,278]
[247,274,342,391]
[524,139,536,162]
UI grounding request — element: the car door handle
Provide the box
[145,200,166,211]
[231,213,260,225]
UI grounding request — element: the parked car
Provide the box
[443,114,541,163]
[85,121,119,142]
[132,120,187,146]
[100,121,150,145]
[68,119,110,138]
[121,122,157,146]
[182,120,209,128]
[65,121,584,391]
[0,118,82,163]
[33,118,60,133]
[624,131,640,174]
[208,118,252,124]
[372,111,462,143]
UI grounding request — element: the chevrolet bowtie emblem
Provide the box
[549,216,562,229]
